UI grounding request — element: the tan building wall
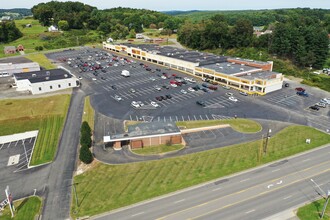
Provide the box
[130,135,182,149]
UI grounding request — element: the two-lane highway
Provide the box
[93,144,330,220]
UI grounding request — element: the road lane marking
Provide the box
[174,199,185,204]
[283,195,292,200]
[157,161,330,220]
[302,158,311,162]
[245,209,255,214]
[272,169,281,172]
[240,178,250,183]
[212,188,222,192]
[131,212,145,217]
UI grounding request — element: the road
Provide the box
[41,88,85,220]
[93,144,330,220]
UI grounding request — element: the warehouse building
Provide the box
[13,69,79,95]
[103,42,283,95]
[0,62,40,77]
[103,122,183,150]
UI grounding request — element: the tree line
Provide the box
[0,21,23,43]
[177,10,329,69]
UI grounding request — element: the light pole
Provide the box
[311,179,326,198]
[321,190,330,219]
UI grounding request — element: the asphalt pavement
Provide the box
[92,144,330,220]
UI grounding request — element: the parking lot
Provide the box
[0,137,36,173]
[47,47,330,132]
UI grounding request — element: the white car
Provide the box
[131,101,140,108]
[184,77,189,81]
[137,101,144,107]
[170,83,177,87]
[229,96,238,102]
[92,78,97,81]
[150,101,159,108]
[150,77,156,81]
[226,92,234,96]
[315,102,326,108]
[189,78,196,83]
[180,89,187,94]
[114,95,122,101]
[154,86,161,91]
[320,98,330,104]
[188,87,195,92]
[161,75,167,79]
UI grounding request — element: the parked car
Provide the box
[137,101,144,107]
[114,95,122,101]
[223,85,231,90]
[320,98,330,104]
[131,101,140,108]
[111,85,117,90]
[309,105,320,111]
[170,83,177,87]
[196,100,206,107]
[226,92,234,96]
[229,96,238,102]
[315,102,326,108]
[150,77,156,81]
[151,101,159,108]
[162,85,169,89]
[296,91,308,97]
[161,75,167,79]
[239,91,248,96]
[188,87,195,92]
[166,94,172,99]
[129,88,136,93]
[154,85,161,91]
[156,96,163,101]
[295,87,305,92]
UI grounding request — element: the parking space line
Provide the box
[182,115,185,121]
[170,116,172,122]
[205,114,209,120]
[176,116,178,121]
[188,115,191,121]
[194,115,197,120]
[129,115,132,121]
[164,116,166,122]
[199,115,203,120]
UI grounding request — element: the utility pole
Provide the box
[263,129,271,154]
[72,182,79,213]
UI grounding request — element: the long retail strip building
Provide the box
[103,42,284,95]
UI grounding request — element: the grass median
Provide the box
[297,198,330,220]
[82,96,95,128]
[72,125,330,218]
[131,144,184,155]
[0,95,70,166]
[0,196,42,220]
[25,53,55,70]
[176,118,262,133]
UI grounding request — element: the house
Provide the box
[4,46,16,54]
[48,25,59,32]
[13,69,79,95]
[136,33,144,39]
[0,16,11,22]
[26,24,32,28]
[17,45,24,52]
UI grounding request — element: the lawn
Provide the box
[82,96,95,129]
[25,53,56,70]
[297,199,330,220]
[131,144,184,155]
[72,125,330,218]
[176,119,262,133]
[0,95,71,165]
[0,196,42,220]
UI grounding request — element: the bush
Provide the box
[79,145,93,164]
[35,46,43,51]
[81,121,91,134]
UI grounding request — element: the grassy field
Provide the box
[297,199,330,220]
[25,53,56,69]
[132,144,184,155]
[82,96,95,129]
[176,119,262,133]
[0,95,70,165]
[0,196,42,220]
[72,125,330,218]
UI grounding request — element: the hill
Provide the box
[0,8,32,19]
[162,10,202,16]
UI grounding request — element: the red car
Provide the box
[295,87,305,92]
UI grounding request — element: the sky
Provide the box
[2,0,329,11]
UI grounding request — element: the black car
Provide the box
[162,85,169,89]
[309,105,319,111]
[166,94,172,99]
[146,68,151,71]
[196,101,206,107]
[101,77,106,80]
[156,96,163,101]
[111,85,117,90]
[156,68,161,72]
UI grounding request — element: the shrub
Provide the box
[79,145,93,164]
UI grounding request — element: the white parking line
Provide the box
[194,115,197,120]
[129,115,132,121]
[212,187,222,192]
[176,116,178,121]
[170,116,172,122]
[181,115,185,121]
[188,115,191,121]
[199,115,203,120]
[205,114,209,120]
[283,195,292,200]
[245,209,256,214]
[174,199,185,204]
[131,212,145,217]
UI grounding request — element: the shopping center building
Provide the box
[103,42,283,95]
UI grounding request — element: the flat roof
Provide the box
[201,62,259,75]
[104,121,181,142]
[239,71,281,80]
[14,69,73,83]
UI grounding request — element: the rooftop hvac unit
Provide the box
[240,68,244,71]
[64,74,68,78]
[180,55,183,58]
[216,63,220,66]
[219,66,223,69]
[247,73,251,76]
[227,64,231,67]
[46,71,50,75]
[241,64,245,66]
[45,76,49,80]
[232,62,235,64]
[32,74,36,77]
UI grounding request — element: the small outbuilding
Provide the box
[48,25,59,32]
[4,46,16,55]
[17,45,24,52]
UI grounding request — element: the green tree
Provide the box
[79,145,93,164]
[58,20,69,31]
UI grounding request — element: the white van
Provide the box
[121,70,130,77]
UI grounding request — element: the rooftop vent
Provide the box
[247,73,251,76]
[45,76,50,80]
[219,66,223,69]
[227,64,231,67]
[216,63,220,66]
[179,55,184,58]
[32,74,36,77]
[240,68,244,71]
[241,64,245,66]
[232,62,235,65]
[46,71,50,75]
[64,74,68,78]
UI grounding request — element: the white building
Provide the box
[48,25,59,32]
[0,62,40,77]
[14,69,79,95]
